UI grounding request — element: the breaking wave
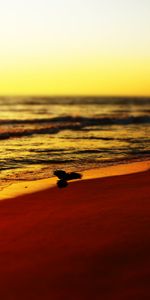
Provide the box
[0,115,150,140]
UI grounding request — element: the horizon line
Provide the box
[0,94,150,98]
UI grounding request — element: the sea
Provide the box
[0,96,150,188]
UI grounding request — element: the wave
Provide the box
[1,151,150,172]
[0,114,150,125]
[0,115,150,140]
[0,96,150,106]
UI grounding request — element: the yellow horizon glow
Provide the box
[0,0,150,96]
[1,54,150,96]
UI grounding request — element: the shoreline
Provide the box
[1,155,150,182]
[0,159,149,201]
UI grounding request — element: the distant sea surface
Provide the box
[0,97,150,187]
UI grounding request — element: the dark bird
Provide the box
[54,169,82,188]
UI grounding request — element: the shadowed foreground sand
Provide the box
[0,163,150,299]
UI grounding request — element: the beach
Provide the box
[0,96,150,184]
[0,161,149,299]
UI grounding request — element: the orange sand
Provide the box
[0,161,150,299]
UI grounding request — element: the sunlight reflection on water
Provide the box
[0,97,150,184]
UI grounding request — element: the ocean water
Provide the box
[0,97,150,186]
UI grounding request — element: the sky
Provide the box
[0,0,150,95]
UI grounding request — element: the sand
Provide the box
[0,161,150,299]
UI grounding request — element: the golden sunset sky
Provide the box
[0,0,150,95]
